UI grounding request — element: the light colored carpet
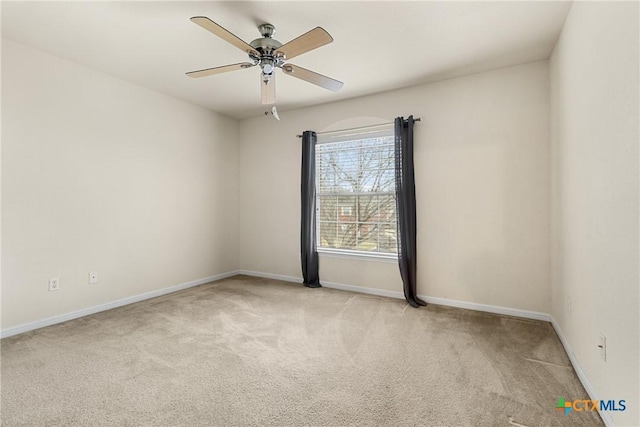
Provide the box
[1,275,602,426]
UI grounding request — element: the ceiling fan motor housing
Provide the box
[250,24,285,76]
[249,36,282,52]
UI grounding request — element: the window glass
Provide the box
[316,128,396,256]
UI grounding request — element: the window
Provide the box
[316,124,397,256]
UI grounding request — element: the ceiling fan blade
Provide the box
[186,62,254,78]
[282,64,343,92]
[261,74,275,105]
[191,16,259,56]
[275,27,333,60]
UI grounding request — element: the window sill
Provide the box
[317,248,397,263]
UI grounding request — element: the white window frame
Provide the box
[315,124,397,260]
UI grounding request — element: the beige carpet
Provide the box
[1,275,602,426]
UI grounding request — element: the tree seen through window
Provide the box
[316,134,397,254]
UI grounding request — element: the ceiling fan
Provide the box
[186,17,344,105]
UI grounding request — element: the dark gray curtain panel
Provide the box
[300,131,321,288]
[395,116,426,307]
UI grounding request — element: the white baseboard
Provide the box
[550,317,613,427]
[236,270,301,285]
[420,295,551,321]
[236,270,550,322]
[0,270,240,339]
[0,267,550,334]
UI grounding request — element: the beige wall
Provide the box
[239,61,551,313]
[1,39,239,329]
[550,2,640,425]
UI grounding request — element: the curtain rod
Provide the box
[296,117,421,138]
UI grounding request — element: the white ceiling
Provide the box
[1,1,572,119]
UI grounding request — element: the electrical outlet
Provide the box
[567,297,572,316]
[48,277,60,292]
[598,334,607,361]
[89,272,98,284]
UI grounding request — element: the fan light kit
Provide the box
[186,17,343,105]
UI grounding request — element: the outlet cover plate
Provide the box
[89,272,98,284]
[48,277,60,292]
